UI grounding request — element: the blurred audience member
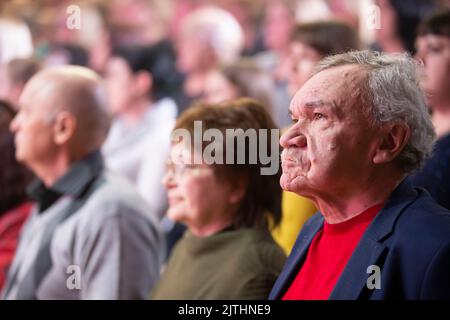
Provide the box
[176,6,244,106]
[0,101,33,291]
[44,43,89,67]
[254,0,296,128]
[2,66,162,300]
[0,58,42,110]
[295,0,331,23]
[0,18,33,64]
[372,0,435,54]
[218,0,266,56]
[152,99,286,299]
[108,0,172,47]
[103,44,178,221]
[288,20,360,96]
[413,9,450,209]
[203,59,274,115]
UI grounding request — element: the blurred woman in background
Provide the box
[412,9,450,210]
[202,58,274,116]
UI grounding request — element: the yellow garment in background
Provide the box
[272,191,317,255]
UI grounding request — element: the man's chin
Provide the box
[280,174,307,193]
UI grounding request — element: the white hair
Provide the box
[181,6,244,64]
[316,50,436,173]
[0,18,33,64]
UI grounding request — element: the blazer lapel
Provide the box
[269,214,324,299]
[329,178,420,300]
[328,235,387,299]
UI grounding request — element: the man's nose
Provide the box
[280,127,307,149]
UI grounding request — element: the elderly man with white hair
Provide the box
[176,6,244,103]
[270,50,450,300]
[1,66,163,300]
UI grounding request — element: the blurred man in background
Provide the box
[2,66,163,300]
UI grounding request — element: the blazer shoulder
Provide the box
[393,191,450,246]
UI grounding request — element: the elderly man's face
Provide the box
[10,79,57,166]
[280,65,379,198]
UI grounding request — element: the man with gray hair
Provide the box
[1,66,163,299]
[270,50,450,299]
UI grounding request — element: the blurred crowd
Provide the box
[1,0,450,300]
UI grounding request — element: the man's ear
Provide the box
[135,71,153,96]
[53,111,77,145]
[373,122,410,164]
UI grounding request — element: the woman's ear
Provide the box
[53,111,77,145]
[373,122,410,165]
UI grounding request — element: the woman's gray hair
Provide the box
[315,50,436,173]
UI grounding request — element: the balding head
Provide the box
[11,66,111,174]
[22,65,111,154]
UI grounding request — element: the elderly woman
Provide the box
[151,98,286,300]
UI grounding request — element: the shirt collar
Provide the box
[27,150,104,212]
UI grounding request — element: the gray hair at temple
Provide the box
[315,50,435,174]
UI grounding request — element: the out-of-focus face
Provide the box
[288,41,323,97]
[0,65,20,108]
[104,56,137,115]
[202,71,240,103]
[176,31,211,74]
[280,65,379,198]
[415,34,450,109]
[9,79,58,166]
[163,142,237,232]
[263,1,294,51]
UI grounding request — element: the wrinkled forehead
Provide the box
[290,64,366,113]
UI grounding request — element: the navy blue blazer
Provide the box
[269,178,450,300]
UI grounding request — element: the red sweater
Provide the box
[283,204,383,300]
[0,202,33,290]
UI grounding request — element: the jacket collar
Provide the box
[27,150,104,212]
[270,177,420,300]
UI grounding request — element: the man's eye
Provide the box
[291,118,298,124]
[313,113,326,120]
